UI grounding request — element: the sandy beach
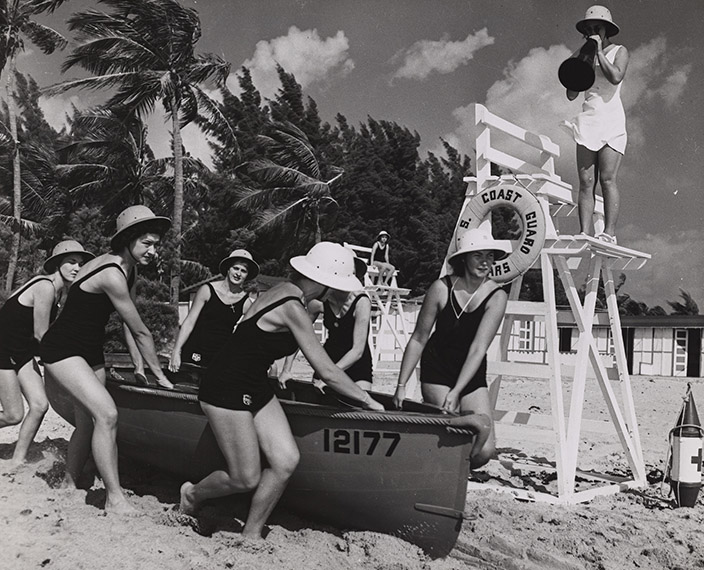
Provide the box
[2,369,704,570]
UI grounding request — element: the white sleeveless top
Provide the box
[563,44,627,154]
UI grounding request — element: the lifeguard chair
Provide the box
[454,104,650,503]
[343,242,413,375]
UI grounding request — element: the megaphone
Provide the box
[558,38,597,92]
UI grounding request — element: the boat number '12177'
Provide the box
[322,428,401,457]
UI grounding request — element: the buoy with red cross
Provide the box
[667,383,703,507]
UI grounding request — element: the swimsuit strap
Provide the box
[348,293,369,314]
[11,276,53,299]
[244,295,304,325]
[205,282,218,302]
[475,285,503,310]
[443,275,454,305]
[74,262,128,288]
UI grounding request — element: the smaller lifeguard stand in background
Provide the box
[343,243,414,375]
[459,104,650,503]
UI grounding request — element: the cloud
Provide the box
[392,28,495,81]
[618,226,704,309]
[39,94,84,132]
[228,26,354,98]
[441,38,691,175]
[624,37,691,109]
[444,45,576,172]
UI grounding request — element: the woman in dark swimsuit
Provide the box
[0,240,93,469]
[369,230,395,286]
[169,250,258,372]
[393,228,510,469]
[40,206,173,514]
[179,242,383,538]
[280,255,373,390]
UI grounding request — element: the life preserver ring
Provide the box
[454,183,546,283]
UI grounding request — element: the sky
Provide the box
[13,0,704,309]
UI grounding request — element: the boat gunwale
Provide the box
[107,377,479,435]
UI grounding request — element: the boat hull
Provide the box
[46,363,475,557]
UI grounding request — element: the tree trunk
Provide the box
[4,61,20,295]
[169,99,184,306]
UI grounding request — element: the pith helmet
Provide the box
[110,205,171,250]
[290,242,363,292]
[218,249,260,279]
[576,5,620,37]
[448,228,512,262]
[43,240,95,273]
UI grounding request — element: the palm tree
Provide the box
[0,0,69,293]
[58,107,165,215]
[236,121,341,254]
[45,0,236,304]
[0,137,61,254]
[668,289,699,316]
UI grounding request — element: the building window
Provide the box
[559,327,573,352]
[518,322,532,351]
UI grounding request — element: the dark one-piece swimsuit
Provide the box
[313,294,372,383]
[199,296,302,413]
[420,276,503,396]
[0,277,56,372]
[180,283,247,367]
[40,263,135,368]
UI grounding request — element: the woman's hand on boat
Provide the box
[277,369,293,389]
[168,352,181,373]
[392,385,406,409]
[363,395,385,411]
[442,390,461,414]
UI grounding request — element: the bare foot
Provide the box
[179,481,197,515]
[105,495,139,516]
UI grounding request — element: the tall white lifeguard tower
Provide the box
[455,104,651,503]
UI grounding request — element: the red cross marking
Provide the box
[691,448,702,473]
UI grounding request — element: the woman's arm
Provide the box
[392,279,445,407]
[103,268,173,388]
[281,301,383,410]
[242,291,258,318]
[383,245,390,264]
[333,296,371,371]
[369,242,379,265]
[442,289,508,413]
[592,37,629,84]
[31,280,56,342]
[123,271,146,374]
[168,284,211,372]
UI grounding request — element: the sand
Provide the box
[2,370,704,570]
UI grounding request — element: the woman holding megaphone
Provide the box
[562,5,629,245]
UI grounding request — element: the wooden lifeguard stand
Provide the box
[343,243,413,374]
[460,104,650,503]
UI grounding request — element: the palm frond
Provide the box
[258,122,320,178]
[43,72,140,96]
[234,184,309,211]
[191,85,238,150]
[239,159,318,188]
[24,0,71,16]
[0,213,42,236]
[20,20,67,53]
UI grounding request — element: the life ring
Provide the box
[454,183,546,283]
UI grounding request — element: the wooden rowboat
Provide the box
[45,358,479,558]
